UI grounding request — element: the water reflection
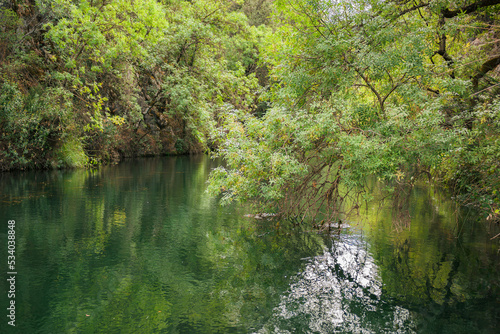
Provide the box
[0,156,327,333]
[0,157,498,333]
[258,233,416,334]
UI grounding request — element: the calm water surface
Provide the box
[0,156,499,333]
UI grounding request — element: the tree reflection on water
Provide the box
[0,157,497,333]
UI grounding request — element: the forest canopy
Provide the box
[1,0,500,221]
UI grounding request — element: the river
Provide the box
[0,155,498,333]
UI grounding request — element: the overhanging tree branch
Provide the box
[442,0,500,18]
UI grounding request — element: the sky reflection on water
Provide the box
[258,233,416,334]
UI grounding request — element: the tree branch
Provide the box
[397,2,429,18]
[442,0,500,18]
[472,55,500,90]
[353,67,385,116]
[434,17,456,78]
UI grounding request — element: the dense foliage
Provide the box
[0,0,268,169]
[208,0,500,222]
[1,0,500,221]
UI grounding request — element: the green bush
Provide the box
[0,82,75,170]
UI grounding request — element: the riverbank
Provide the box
[2,0,500,226]
[0,114,205,172]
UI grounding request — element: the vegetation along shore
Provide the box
[1,0,500,223]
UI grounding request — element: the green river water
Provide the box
[0,155,499,333]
